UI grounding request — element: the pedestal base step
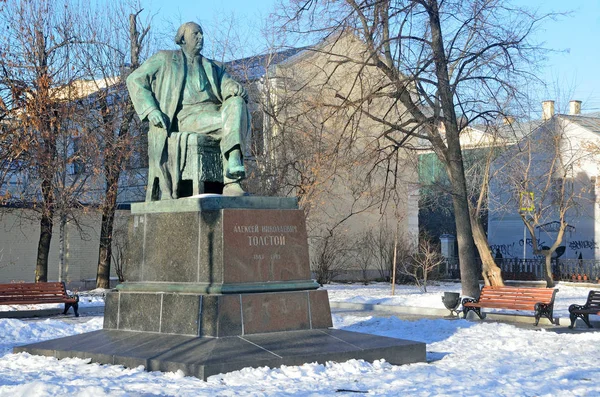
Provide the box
[104,289,333,337]
[14,328,426,380]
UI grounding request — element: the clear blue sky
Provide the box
[525,0,600,113]
[140,0,600,114]
[140,0,276,22]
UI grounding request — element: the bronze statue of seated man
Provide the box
[126,21,249,200]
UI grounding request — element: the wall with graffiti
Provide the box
[487,218,599,260]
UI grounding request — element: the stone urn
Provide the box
[442,292,461,316]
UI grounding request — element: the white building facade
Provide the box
[487,101,600,270]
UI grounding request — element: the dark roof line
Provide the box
[558,112,600,134]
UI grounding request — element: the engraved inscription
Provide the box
[233,224,298,248]
[233,225,259,233]
[222,209,310,283]
[248,235,286,246]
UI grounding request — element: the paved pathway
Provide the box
[8,303,600,334]
[330,305,600,334]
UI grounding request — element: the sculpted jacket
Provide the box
[126,50,238,126]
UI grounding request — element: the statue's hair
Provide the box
[175,22,203,45]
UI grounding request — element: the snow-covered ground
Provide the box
[0,282,598,396]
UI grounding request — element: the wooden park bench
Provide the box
[0,282,79,317]
[568,290,600,329]
[462,286,558,325]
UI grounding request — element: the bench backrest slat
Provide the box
[585,291,600,309]
[477,286,556,308]
[0,282,75,304]
[481,290,554,297]
[482,288,554,293]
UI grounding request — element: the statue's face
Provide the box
[183,24,203,55]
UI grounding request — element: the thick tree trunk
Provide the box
[35,211,53,282]
[96,210,115,289]
[35,175,55,282]
[96,172,118,289]
[58,214,67,282]
[471,216,504,287]
[544,254,555,288]
[427,1,480,298]
[446,159,481,298]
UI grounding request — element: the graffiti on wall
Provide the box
[489,238,547,258]
[568,240,597,251]
[489,243,516,257]
[519,238,546,248]
[491,238,597,259]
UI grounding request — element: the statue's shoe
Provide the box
[222,182,248,196]
[226,164,246,179]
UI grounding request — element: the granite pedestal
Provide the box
[15,196,426,379]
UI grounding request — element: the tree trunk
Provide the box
[544,254,555,288]
[449,179,480,298]
[442,134,480,297]
[35,212,52,282]
[471,216,504,287]
[96,172,118,289]
[427,1,479,298]
[35,177,54,282]
[58,213,67,282]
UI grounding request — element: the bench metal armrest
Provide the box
[569,303,587,313]
[66,292,79,302]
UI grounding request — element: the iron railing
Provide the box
[443,258,600,282]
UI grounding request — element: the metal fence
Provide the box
[443,258,600,282]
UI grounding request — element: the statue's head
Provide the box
[175,22,204,55]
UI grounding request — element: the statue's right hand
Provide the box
[148,109,169,129]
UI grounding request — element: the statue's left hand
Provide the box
[223,81,248,101]
[148,109,170,130]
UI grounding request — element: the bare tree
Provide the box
[396,237,443,292]
[225,40,405,281]
[352,226,396,282]
[0,0,92,282]
[310,231,353,285]
[372,226,395,281]
[391,233,418,286]
[353,231,374,283]
[274,0,553,297]
[75,3,152,289]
